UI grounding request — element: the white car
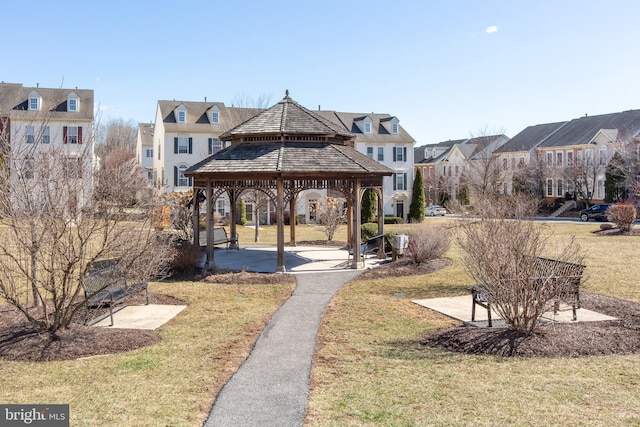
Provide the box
[425,205,446,216]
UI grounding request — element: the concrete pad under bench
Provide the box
[92,304,187,330]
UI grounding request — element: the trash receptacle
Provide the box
[392,234,409,260]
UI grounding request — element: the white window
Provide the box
[557,179,564,196]
[29,96,39,111]
[394,172,407,190]
[547,152,553,166]
[208,138,222,155]
[599,150,607,166]
[394,147,405,162]
[364,122,371,133]
[547,179,553,196]
[366,147,373,158]
[177,137,189,154]
[556,152,563,167]
[216,199,225,215]
[567,152,573,166]
[391,123,398,134]
[68,98,78,112]
[24,158,34,179]
[145,149,153,158]
[177,165,189,187]
[26,126,35,144]
[66,127,79,144]
[503,158,508,170]
[377,147,384,161]
[42,126,50,144]
[597,179,605,199]
[178,110,186,123]
[211,111,219,123]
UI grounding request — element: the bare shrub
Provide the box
[456,202,585,335]
[406,225,451,264]
[600,223,613,230]
[608,203,636,234]
[170,240,204,273]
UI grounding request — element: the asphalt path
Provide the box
[203,269,363,427]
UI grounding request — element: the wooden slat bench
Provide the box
[82,268,149,326]
[213,227,239,250]
[471,256,585,327]
[348,234,386,267]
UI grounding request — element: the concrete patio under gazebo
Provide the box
[185,91,393,272]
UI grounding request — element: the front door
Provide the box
[396,200,404,221]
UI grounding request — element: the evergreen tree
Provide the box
[360,188,377,224]
[409,169,425,222]
[604,152,627,203]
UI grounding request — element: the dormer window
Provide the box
[354,116,373,134]
[28,91,40,111]
[364,122,371,133]
[67,93,79,112]
[176,105,187,123]
[210,105,220,124]
[391,123,398,134]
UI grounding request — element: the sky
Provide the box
[4,0,640,146]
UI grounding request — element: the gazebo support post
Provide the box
[205,183,215,269]
[192,188,200,246]
[346,195,353,249]
[228,189,239,250]
[351,178,362,269]
[289,196,296,246]
[276,176,286,273]
[376,187,385,259]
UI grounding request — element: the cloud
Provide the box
[485,25,499,34]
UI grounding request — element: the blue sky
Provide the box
[4,1,640,145]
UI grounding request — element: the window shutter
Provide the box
[78,127,83,144]
[189,176,193,186]
[393,173,397,190]
[174,138,178,154]
[403,147,407,162]
[173,166,178,186]
[393,148,397,162]
[403,173,407,190]
[188,138,193,154]
[63,126,68,144]
[208,138,212,155]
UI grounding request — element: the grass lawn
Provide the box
[1,219,639,426]
[306,219,640,426]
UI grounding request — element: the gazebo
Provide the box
[185,91,393,272]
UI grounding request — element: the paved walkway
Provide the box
[203,269,363,427]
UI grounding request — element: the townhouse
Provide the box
[145,99,416,222]
[494,110,640,205]
[0,82,95,210]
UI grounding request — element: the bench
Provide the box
[348,234,386,267]
[471,256,585,327]
[82,268,149,326]
[213,227,239,250]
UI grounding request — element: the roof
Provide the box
[316,110,415,144]
[539,110,640,147]
[185,141,393,177]
[219,92,353,142]
[494,121,568,153]
[137,122,154,147]
[157,100,262,133]
[0,82,94,121]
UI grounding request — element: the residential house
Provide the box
[316,111,416,221]
[135,122,154,187]
[0,82,95,210]
[495,110,640,205]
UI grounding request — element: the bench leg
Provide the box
[109,305,114,327]
[471,300,476,321]
[486,303,492,327]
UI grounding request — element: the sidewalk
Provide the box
[203,269,363,427]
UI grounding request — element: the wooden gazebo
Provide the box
[185,91,393,272]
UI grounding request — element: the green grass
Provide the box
[306,219,640,426]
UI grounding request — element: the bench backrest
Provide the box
[83,268,127,296]
[213,228,228,242]
[531,257,585,280]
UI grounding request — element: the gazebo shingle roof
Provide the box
[219,91,353,141]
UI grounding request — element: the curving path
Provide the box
[203,269,362,427]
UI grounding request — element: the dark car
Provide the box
[579,203,612,222]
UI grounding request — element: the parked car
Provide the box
[425,205,446,216]
[579,203,612,222]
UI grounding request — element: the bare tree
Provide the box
[317,196,346,241]
[0,120,173,333]
[95,118,137,159]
